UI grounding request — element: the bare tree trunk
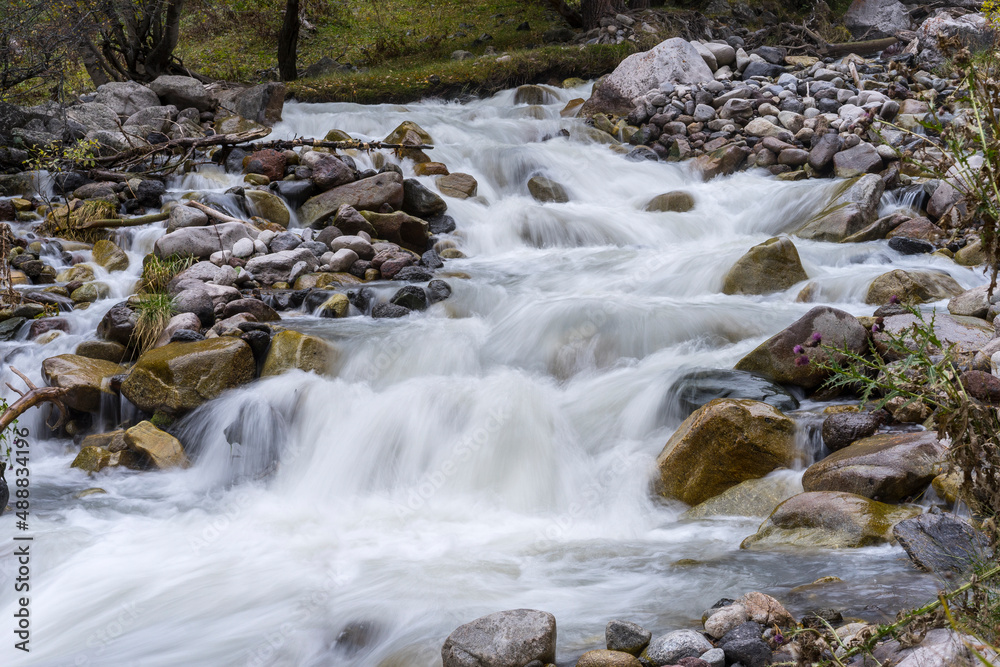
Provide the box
[582,0,626,30]
[628,0,650,9]
[144,0,184,78]
[278,0,299,82]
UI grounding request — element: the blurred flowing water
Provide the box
[0,83,983,666]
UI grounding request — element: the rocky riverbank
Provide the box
[1,3,999,666]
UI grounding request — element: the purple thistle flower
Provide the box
[889,294,900,304]
[794,355,810,366]
[811,332,822,343]
[793,345,804,354]
[872,324,881,333]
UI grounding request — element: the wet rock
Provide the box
[640,629,713,667]
[0,317,25,341]
[441,609,556,667]
[390,285,428,311]
[373,303,410,318]
[722,236,807,295]
[683,474,803,519]
[29,317,69,339]
[527,176,569,203]
[222,298,280,322]
[71,446,115,473]
[319,293,350,318]
[245,189,290,228]
[655,399,797,506]
[821,411,884,451]
[154,312,202,348]
[577,649,641,666]
[437,173,478,199]
[581,38,714,116]
[329,234,375,259]
[124,421,188,469]
[796,174,884,241]
[41,354,125,412]
[734,306,869,389]
[260,330,337,377]
[121,337,255,416]
[888,237,934,255]
[803,431,945,502]
[606,620,651,656]
[166,205,209,232]
[245,248,319,285]
[92,239,130,272]
[97,303,138,349]
[865,269,963,305]
[878,312,992,354]
[722,638,771,667]
[154,222,258,260]
[704,605,750,639]
[888,217,944,242]
[426,279,453,303]
[645,191,694,212]
[740,491,921,549]
[71,281,110,303]
[693,144,748,181]
[393,266,434,282]
[663,368,798,419]
[359,210,430,253]
[300,172,405,226]
[403,178,447,218]
[136,179,166,207]
[75,340,128,363]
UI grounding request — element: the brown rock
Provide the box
[886,217,944,242]
[246,149,286,182]
[41,354,126,412]
[124,420,189,469]
[437,173,478,199]
[300,172,405,226]
[655,399,798,506]
[576,649,642,667]
[821,411,885,451]
[960,370,1000,403]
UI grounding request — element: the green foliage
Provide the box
[26,139,101,174]
[816,306,1000,523]
[133,291,175,352]
[138,253,195,295]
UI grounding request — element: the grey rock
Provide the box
[392,266,433,282]
[148,75,213,112]
[269,231,302,253]
[124,105,176,132]
[245,248,319,285]
[833,142,883,178]
[606,619,651,656]
[844,0,911,40]
[722,638,772,667]
[888,237,934,255]
[822,411,884,451]
[662,368,799,421]
[66,102,120,132]
[441,609,556,667]
[892,512,992,574]
[642,629,713,666]
[390,285,428,311]
[154,222,259,260]
[719,621,763,646]
[427,279,452,303]
[95,81,161,118]
[403,178,447,218]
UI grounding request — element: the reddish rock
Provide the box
[29,317,70,339]
[246,149,286,182]
[960,370,1000,403]
[886,217,944,242]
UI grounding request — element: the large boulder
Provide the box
[865,269,963,305]
[734,306,869,389]
[154,222,259,260]
[148,75,213,112]
[220,82,285,126]
[722,237,807,295]
[581,38,714,116]
[41,354,126,412]
[441,609,556,667]
[120,338,255,416]
[654,399,797,506]
[66,102,120,133]
[844,0,911,40]
[877,628,989,667]
[124,421,189,469]
[640,629,713,666]
[917,12,994,69]
[92,239,130,272]
[740,491,921,549]
[94,81,161,118]
[796,175,884,242]
[300,172,404,226]
[802,432,946,502]
[245,189,290,228]
[260,330,338,377]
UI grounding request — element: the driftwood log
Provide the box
[0,367,69,433]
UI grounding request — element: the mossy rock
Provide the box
[865,269,964,305]
[324,129,353,142]
[71,281,111,303]
[644,191,695,213]
[245,189,290,228]
[41,354,126,412]
[955,239,986,266]
[124,421,189,469]
[57,264,96,283]
[655,399,798,506]
[92,239,130,272]
[120,337,255,416]
[319,293,350,318]
[740,491,922,549]
[683,473,803,519]
[383,120,433,146]
[71,446,113,473]
[527,176,569,203]
[293,272,362,290]
[261,330,338,377]
[722,237,808,295]
[214,113,268,135]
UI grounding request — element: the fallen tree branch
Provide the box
[91,127,273,169]
[1,367,70,432]
[75,212,169,230]
[244,138,434,152]
[186,201,246,224]
[821,36,899,57]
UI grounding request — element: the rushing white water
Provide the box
[1,84,986,666]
